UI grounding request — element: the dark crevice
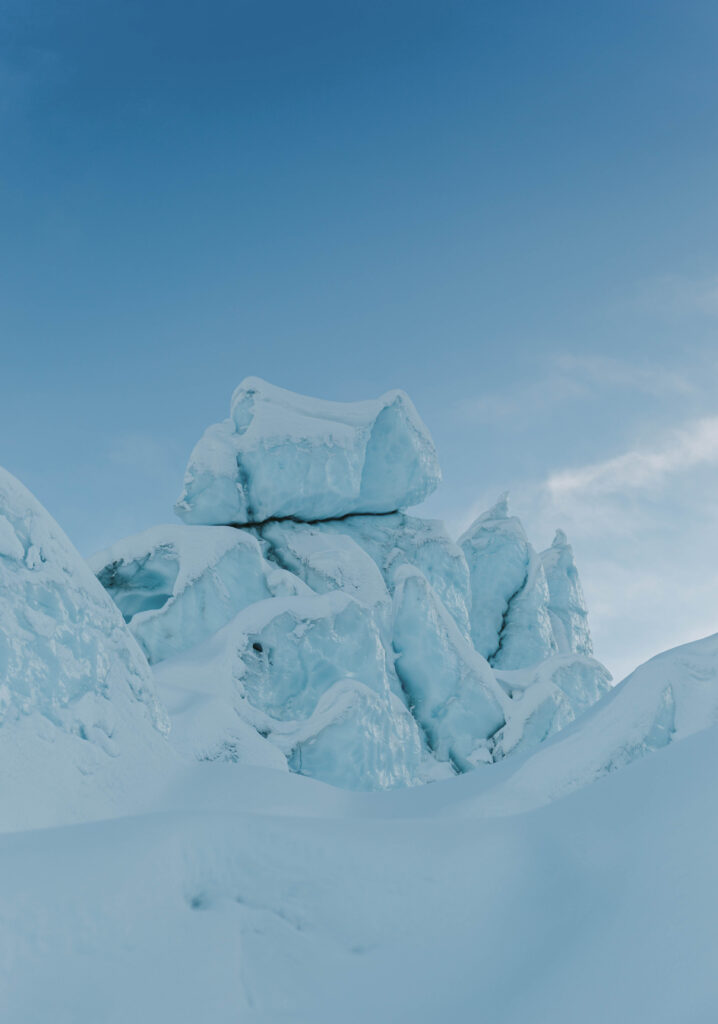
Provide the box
[487,566,529,667]
[228,508,402,531]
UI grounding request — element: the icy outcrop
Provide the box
[0,467,172,830]
[175,377,441,525]
[491,654,612,759]
[257,520,391,622]
[91,525,307,664]
[392,567,507,770]
[319,512,472,637]
[284,681,426,790]
[459,495,556,669]
[478,632,718,814]
[153,592,429,788]
[540,529,593,655]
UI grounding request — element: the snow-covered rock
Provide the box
[175,377,441,525]
[540,529,593,655]
[459,494,556,668]
[392,567,507,769]
[0,466,173,830]
[91,524,307,664]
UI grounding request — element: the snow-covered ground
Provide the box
[2,715,717,1023]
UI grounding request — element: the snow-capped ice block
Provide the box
[392,567,506,770]
[0,466,172,829]
[491,654,612,759]
[283,681,424,790]
[91,525,307,664]
[319,512,472,637]
[540,529,593,656]
[175,377,441,525]
[459,495,556,668]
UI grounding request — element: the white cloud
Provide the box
[546,416,718,499]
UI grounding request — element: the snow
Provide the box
[541,529,593,655]
[0,466,174,832]
[175,377,441,525]
[2,713,718,1022]
[459,494,557,667]
[90,524,306,664]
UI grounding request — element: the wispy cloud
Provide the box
[547,416,718,498]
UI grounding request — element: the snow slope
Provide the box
[2,717,717,1023]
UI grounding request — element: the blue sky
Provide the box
[2,0,718,679]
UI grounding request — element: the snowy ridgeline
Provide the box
[4,375,718,830]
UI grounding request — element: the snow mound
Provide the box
[0,466,173,831]
[175,377,441,525]
[91,524,307,664]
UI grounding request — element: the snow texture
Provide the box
[175,377,441,525]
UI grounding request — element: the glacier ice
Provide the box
[318,511,472,637]
[491,653,612,759]
[153,590,429,788]
[459,494,557,668]
[91,524,307,664]
[540,529,593,655]
[392,567,507,769]
[284,680,426,790]
[175,377,441,525]
[0,466,173,830]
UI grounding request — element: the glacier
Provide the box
[175,377,442,525]
[1,374,717,1024]
[88,381,609,790]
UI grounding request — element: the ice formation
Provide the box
[153,593,430,789]
[460,495,557,668]
[175,377,441,525]
[540,528,593,655]
[0,467,173,830]
[82,381,610,789]
[90,524,307,664]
